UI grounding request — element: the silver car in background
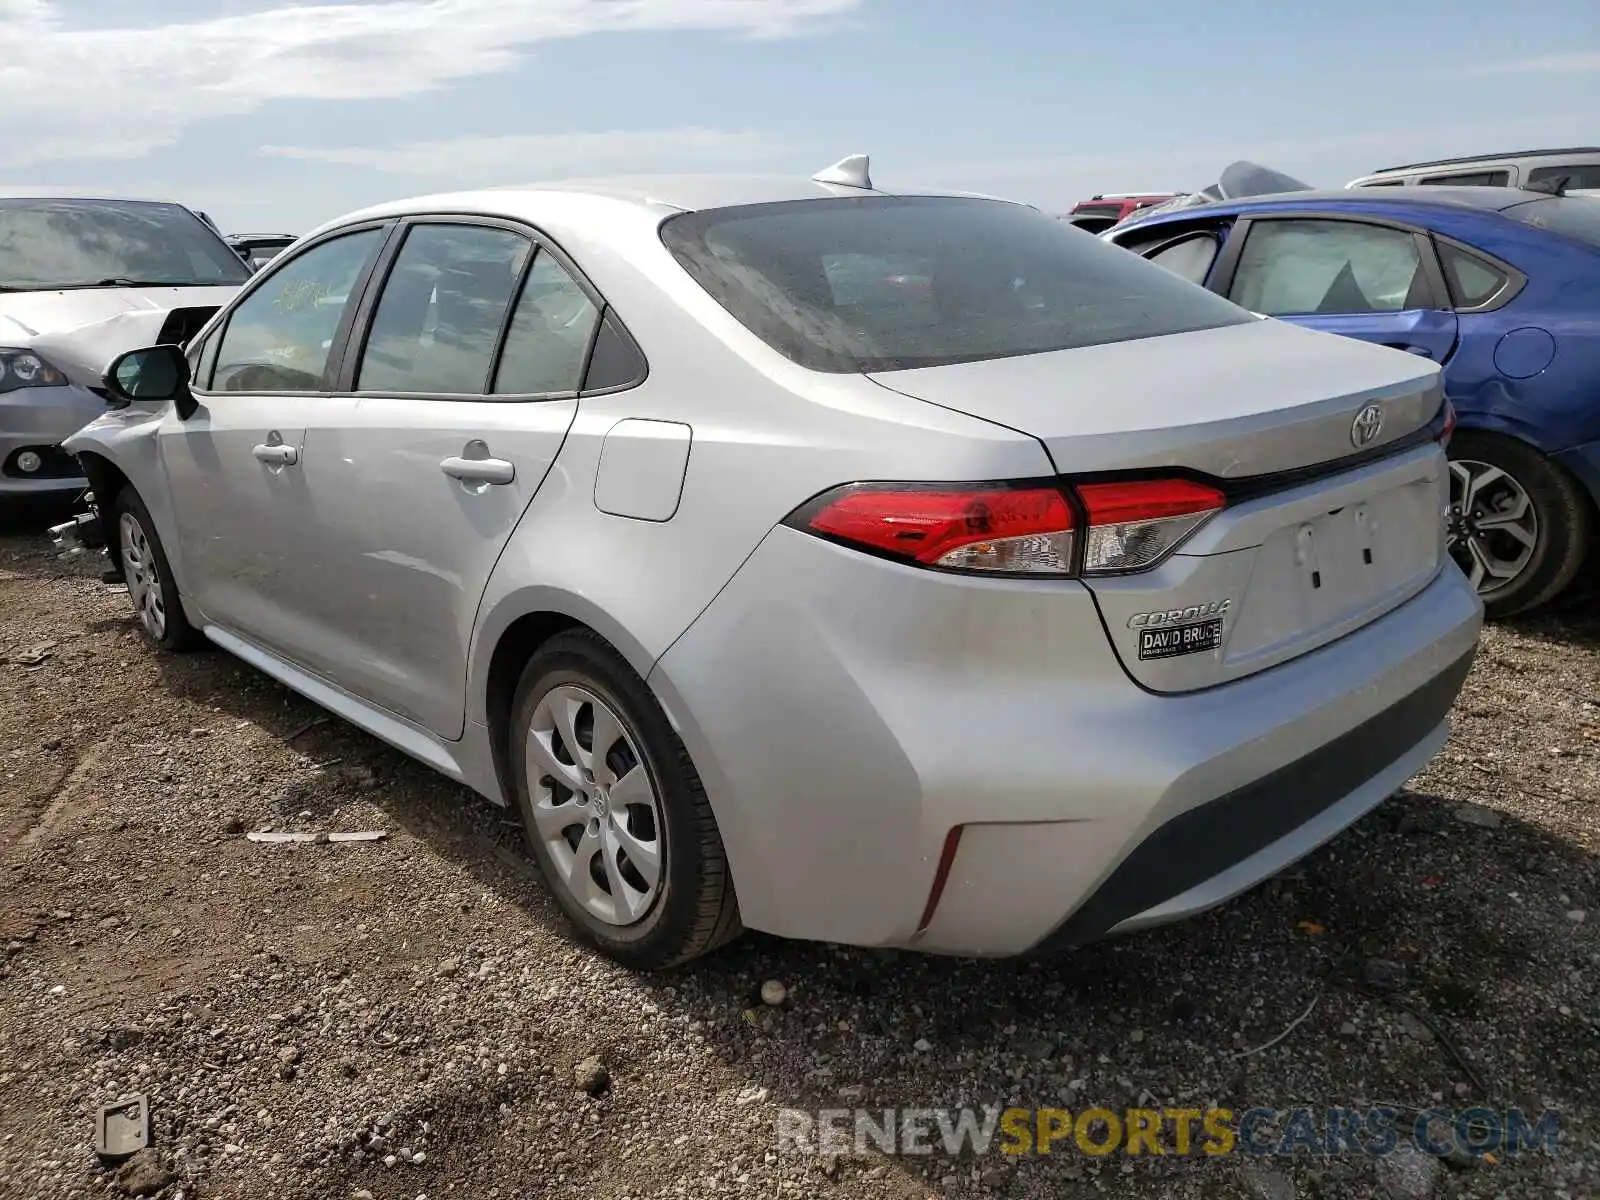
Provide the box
[61,159,1482,968]
[0,191,247,501]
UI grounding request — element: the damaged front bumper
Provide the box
[47,491,123,583]
[47,508,103,554]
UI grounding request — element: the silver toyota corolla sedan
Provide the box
[57,157,1483,968]
[0,191,249,502]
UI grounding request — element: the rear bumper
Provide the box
[1034,647,1470,949]
[650,526,1484,956]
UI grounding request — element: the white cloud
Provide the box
[0,0,859,167]
[261,127,776,177]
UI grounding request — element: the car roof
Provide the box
[0,187,195,205]
[226,233,296,242]
[303,173,1019,242]
[1122,187,1543,230]
[1370,146,1600,173]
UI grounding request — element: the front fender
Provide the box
[65,407,187,593]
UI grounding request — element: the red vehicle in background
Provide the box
[1063,193,1178,233]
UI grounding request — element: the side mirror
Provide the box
[104,345,198,420]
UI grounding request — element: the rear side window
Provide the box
[1527,164,1600,190]
[357,223,532,395]
[492,251,601,394]
[660,196,1252,373]
[1420,171,1510,187]
[1437,243,1508,308]
[1228,220,1426,316]
[1144,233,1220,285]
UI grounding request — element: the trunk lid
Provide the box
[868,317,1442,479]
[871,319,1452,691]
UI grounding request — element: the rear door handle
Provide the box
[1385,343,1437,358]
[440,455,515,485]
[252,442,298,466]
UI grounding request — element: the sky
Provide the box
[1,0,1596,235]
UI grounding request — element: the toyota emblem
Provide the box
[1351,403,1384,448]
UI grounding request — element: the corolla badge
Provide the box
[1351,403,1384,448]
[1128,599,1231,629]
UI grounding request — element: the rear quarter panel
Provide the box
[1432,216,1600,456]
[464,203,1056,722]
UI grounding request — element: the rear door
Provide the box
[289,219,607,739]
[1214,216,1460,363]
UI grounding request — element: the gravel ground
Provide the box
[2,503,1597,1200]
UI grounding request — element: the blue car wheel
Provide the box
[1447,430,1593,617]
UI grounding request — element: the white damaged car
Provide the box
[0,191,249,502]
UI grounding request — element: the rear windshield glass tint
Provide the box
[659,197,1253,373]
[1506,197,1600,248]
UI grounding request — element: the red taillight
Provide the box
[1438,399,1457,446]
[1076,479,1226,525]
[1076,478,1226,572]
[803,485,1075,574]
[791,477,1225,577]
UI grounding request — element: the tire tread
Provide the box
[112,489,204,652]
[1451,430,1593,619]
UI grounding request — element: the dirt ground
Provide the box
[1,502,1596,1200]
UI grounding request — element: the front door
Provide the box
[1221,217,1460,363]
[160,226,388,658]
[291,221,601,738]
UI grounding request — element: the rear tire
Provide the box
[508,629,741,969]
[1447,430,1592,619]
[113,489,203,651]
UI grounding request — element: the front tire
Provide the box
[114,489,202,651]
[508,629,741,969]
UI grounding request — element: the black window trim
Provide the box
[187,325,223,392]
[1428,233,1526,314]
[1207,212,1451,316]
[330,212,647,402]
[1107,216,1234,256]
[191,218,398,398]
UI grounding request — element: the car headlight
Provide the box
[0,348,69,394]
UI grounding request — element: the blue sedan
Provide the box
[1106,187,1600,617]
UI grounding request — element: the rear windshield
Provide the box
[0,198,251,291]
[659,196,1253,372]
[1505,196,1600,248]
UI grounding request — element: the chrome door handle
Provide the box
[440,456,514,485]
[253,442,298,466]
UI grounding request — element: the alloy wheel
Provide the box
[119,511,167,640]
[524,684,663,927]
